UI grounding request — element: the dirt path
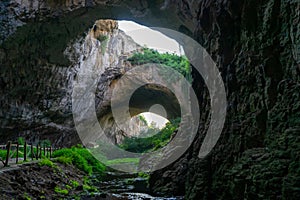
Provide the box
[0,158,41,174]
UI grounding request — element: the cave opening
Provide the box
[92,19,189,147]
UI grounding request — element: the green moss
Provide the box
[70,180,79,188]
[66,185,72,190]
[83,184,98,192]
[54,186,69,195]
[96,34,109,54]
[97,34,108,42]
[23,193,31,200]
[138,172,150,179]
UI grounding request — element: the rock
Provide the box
[0,0,299,199]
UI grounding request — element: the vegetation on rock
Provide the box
[128,48,192,82]
[119,118,180,153]
[52,145,106,175]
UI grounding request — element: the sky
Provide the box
[118,20,184,55]
[142,112,169,129]
[118,20,176,128]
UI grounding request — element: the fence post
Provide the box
[50,146,52,158]
[40,145,42,159]
[24,142,27,161]
[36,144,39,160]
[16,142,19,164]
[31,144,34,161]
[43,146,46,157]
[4,141,11,167]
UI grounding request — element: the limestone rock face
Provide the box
[0,19,141,146]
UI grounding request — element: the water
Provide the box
[81,172,184,200]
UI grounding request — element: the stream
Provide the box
[80,171,184,200]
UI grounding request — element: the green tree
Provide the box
[119,118,181,153]
[128,48,192,82]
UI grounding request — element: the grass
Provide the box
[105,157,140,166]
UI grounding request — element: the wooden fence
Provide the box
[0,141,59,167]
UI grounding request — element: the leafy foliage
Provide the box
[0,150,6,160]
[38,159,55,168]
[56,156,72,165]
[119,118,180,153]
[18,137,25,145]
[128,48,192,82]
[52,146,106,175]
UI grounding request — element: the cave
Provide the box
[0,0,299,199]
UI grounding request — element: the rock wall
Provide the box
[0,18,141,146]
[149,0,300,199]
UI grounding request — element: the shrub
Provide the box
[52,147,106,175]
[56,156,72,165]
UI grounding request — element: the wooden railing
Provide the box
[0,141,59,167]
